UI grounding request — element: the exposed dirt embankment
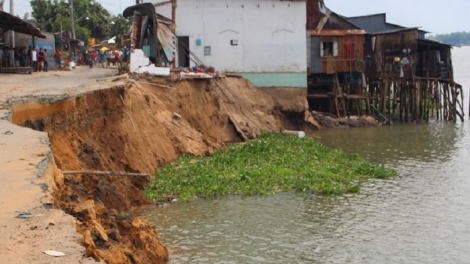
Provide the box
[10,76,316,263]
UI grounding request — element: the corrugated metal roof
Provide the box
[157,21,176,62]
[369,27,420,35]
[346,13,429,37]
[0,10,45,38]
[418,38,455,48]
[346,14,403,34]
[308,29,366,36]
[308,10,364,35]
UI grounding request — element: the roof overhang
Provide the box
[308,29,366,36]
[0,10,46,38]
[418,38,455,48]
[123,3,157,19]
[369,27,420,35]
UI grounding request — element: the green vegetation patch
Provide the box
[145,132,396,202]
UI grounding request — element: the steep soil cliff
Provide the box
[10,75,316,263]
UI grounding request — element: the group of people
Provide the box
[0,46,50,72]
[1,45,130,72]
[82,47,129,69]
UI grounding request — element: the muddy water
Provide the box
[135,47,470,264]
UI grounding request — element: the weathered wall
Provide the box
[148,0,307,87]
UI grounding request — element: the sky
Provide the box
[326,0,470,35]
[2,0,469,35]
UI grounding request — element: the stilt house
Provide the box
[306,1,464,122]
[306,0,367,116]
[346,13,463,122]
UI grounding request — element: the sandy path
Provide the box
[0,66,119,263]
[0,66,120,107]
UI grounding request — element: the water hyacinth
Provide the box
[145,132,396,202]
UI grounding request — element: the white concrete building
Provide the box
[143,0,307,87]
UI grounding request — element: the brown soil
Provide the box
[4,70,318,263]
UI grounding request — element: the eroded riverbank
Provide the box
[0,65,382,263]
[2,70,321,263]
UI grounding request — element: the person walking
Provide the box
[23,48,29,67]
[8,47,14,68]
[43,49,49,72]
[37,48,45,72]
[0,47,3,71]
[27,46,32,68]
[32,47,38,72]
[114,49,119,66]
[54,49,62,71]
[14,47,21,67]
[90,49,97,67]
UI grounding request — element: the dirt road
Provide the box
[0,67,118,108]
[0,67,117,264]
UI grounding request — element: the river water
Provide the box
[135,47,470,264]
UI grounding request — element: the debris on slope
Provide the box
[10,75,314,263]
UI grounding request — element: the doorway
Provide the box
[178,36,190,67]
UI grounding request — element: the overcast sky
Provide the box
[3,0,468,35]
[326,0,469,35]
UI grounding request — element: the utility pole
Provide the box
[10,0,15,47]
[70,0,76,39]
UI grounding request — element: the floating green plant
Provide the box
[145,132,396,202]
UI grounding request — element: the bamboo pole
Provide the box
[62,171,150,177]
[452,83,457,122]
[458,85,464,121]
[380,81,386,114]
[443,84,448,120]
[399,82,404,121]
[335,73,347,117]
[333,76,341,117]
[393,81,399,116]
[416,80,421,121]
[432,82,435,119]
[362,73,371,115]
[404,83,409,122]
[436,83,440,120]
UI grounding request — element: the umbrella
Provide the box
[100,47,109,53]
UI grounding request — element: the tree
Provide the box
[110,14,131,48]
[31,0,113,42]
[428,31,470,46]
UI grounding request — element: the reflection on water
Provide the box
[312,122,460,166]
[135,47,470,264]
[135,123,470,264]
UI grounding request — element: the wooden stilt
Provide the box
[334,73,347,117]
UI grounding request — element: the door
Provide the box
[309,36,322,73]
[177,36,190,68]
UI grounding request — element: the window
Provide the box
[321,40,338,57]
[230,40,238,46]
[204,46,211,56]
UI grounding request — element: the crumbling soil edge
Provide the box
[9,77,312,263]
[6,76,376,263]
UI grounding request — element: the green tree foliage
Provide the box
[31,0,127,42]
[111,14,131,48]
[428,31,470,45]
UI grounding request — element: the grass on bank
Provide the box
[145,132,396,202]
